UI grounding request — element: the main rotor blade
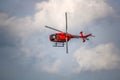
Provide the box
[65,12,68,53]
[66,39,68,53]
[65,12,68,33]
[45,25,63,32]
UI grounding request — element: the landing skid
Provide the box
[53,42,64,47]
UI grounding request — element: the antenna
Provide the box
[65,12,68,53]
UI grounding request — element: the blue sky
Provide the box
[0,0,120,80]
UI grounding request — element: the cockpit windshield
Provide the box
[52,34,56,39]
[50,34,56,41]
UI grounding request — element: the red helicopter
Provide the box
[45,12,94,53]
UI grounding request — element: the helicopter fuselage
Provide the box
[49,32,80,42]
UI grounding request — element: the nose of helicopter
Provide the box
[49,34,55,42]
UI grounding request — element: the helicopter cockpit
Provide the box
[50,34,56,41]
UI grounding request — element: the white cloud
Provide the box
[0,0,114,36]
[35,0,114,30]
[36,43,120,74]
[0,0,118,75]
[42,59,62,73]
[74,43,120,72]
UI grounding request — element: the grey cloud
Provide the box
[0,0,120,80]
[0,0,48,17]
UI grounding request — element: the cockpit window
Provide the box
[52,34,56,39]
[50,34,56,41]
[51,34,56,39]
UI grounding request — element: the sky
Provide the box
[0,0,120,80]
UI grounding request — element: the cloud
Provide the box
[42,59,62,73]
[0,0,119,76]
[32,43,120,75]
[35,0,114,30]
[74,43,120,72]
[0,0,114,37]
